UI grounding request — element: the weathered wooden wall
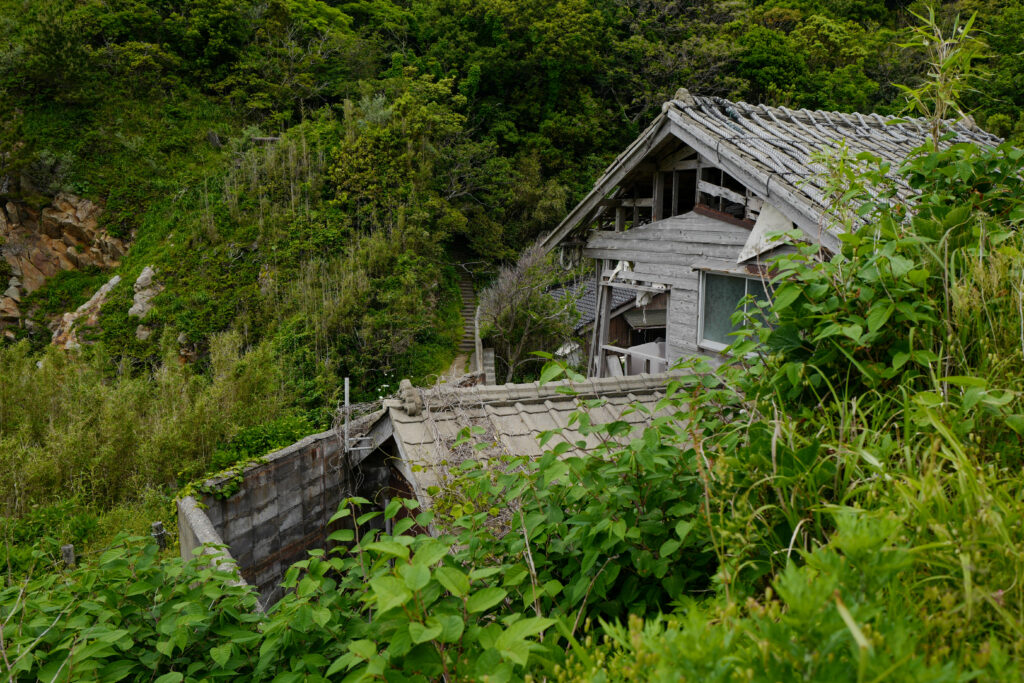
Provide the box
[583,212,754,361]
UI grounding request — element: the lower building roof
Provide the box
[360,372,684,508]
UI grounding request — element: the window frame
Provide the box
[697,270,770,353]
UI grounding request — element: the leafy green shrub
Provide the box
[0,537,262,681]
[435,388,714,625]
[0,499,98,575]
[208,413,314,471]
[556,511,1018,682]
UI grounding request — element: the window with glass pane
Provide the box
[749,278,771,325]
[702,273,747,346]
[700,273,770,348]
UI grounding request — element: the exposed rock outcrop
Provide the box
[0,192,129,332]
[51,275,121,350]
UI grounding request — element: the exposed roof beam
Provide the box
[664,114,841,253]
[539,115,677,253]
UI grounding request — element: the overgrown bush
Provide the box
[0,332,292,517]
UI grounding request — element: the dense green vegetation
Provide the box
[4,133,1024,679]
[1,0,1023,678]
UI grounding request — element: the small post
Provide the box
[61,544,75,568]
[151,521,167,550]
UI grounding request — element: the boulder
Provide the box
[60,217,91,246]
[3,252,21,278]
[18,258,46,291]
[0,296,20,322]
[56,250,75,271]
[40,208,64,239]
[30,249,58,279]
[135,265,155,290]
[61,231,85,249]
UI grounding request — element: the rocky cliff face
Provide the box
[0,193,129,336]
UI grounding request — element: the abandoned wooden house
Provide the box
[541,90,1001,377]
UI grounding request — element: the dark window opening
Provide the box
[630,326,666,346]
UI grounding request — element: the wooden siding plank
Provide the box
[587,233,748,250]
[584,245,743,264]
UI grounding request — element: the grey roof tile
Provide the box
[667,96,1002,222]
[369,372,683,505]
[550,281,635,333]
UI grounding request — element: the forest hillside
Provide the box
[1,0,1023,680]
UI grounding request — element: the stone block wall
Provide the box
[177,429,353,606]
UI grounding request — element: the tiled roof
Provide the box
[663,94,1002,220]
[377,372,683,506]
[540,92,1003,254]
[550,280,634,332]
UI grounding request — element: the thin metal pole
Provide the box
[344,377,350,453]
[474,305,484,375]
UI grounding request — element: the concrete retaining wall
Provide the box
[177,428,358,606]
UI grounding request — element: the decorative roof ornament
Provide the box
[673,88,697,107]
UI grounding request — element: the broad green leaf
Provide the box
[329,507,352,524]
[772,284,801,311]
[435,566,470,597]
[412,540,449,568]
[466,587,507,613]
[539,362,565,384]
[470,567,503,581]
[329,529,355,543]
[1006,415,1024,436]
[497,638,531,667]
[154,674,183,683]
[502,564,529,588]
[210,643,232,668]
[543,460,570,486]
[434,614,465,643]
[497,617,555,648]
[97,660,136,682]
[349,639,378,660]
[327,654,359,677]
[365,541,409,560]
[400,563,431,591]
[370,576,412,614]
[866,302,894,333]
[409,621,443,644]
[312,607,331,627]
[659,539,681,557]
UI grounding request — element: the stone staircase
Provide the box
[457,273,476,354]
